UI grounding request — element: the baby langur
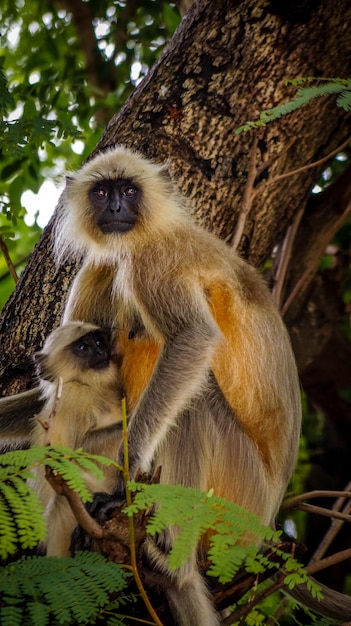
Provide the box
[31,322,123,557]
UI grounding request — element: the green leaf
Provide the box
[0,553,129,626]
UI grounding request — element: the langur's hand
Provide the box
[69,478,126,554]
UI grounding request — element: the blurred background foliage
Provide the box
[0,0,181,307]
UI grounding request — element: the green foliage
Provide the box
[0,445,119,559]
[0,213,42,308]
[236,77,351,133]
[0,0,181,221]
[0,67,14,114]
[0,447,323,624]
[0,552,129,626]
[126,481,320,600]
[0,0,181,308]
[235,587,334,626]
[0,114,81,159]
[0,56,81,224]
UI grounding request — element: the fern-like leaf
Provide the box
[0,474,47,558]
[337,90,351,111]
[236,77,351,133]
[0,446,120,559]
[126,482,276,577]
[127,481,323,605]
[0,552,129,626]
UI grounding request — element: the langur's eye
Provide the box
[94,187,109,199]
[94,338,106,349]
[77,341,90,352]
[121,185,138,197]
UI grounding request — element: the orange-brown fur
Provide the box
[116,330,162,411]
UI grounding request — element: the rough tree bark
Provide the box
[1,0,351,600]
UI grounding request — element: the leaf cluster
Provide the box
[126,481,320,599]
[0,445,118,559]
[0,0,181,308]
[0,0,181,222]
[0,552,129,626]
[0,447,323,624]
[236,77,351,133]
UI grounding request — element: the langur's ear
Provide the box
[34,351,53,381]
[158,165,172,182]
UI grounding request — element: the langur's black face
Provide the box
[89,178,140,234]
[70,329,112,370]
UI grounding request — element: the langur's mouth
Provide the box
[99,221,135,234]
[93,358,111,370]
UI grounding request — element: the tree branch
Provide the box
[262,136,350,188]
[0,235,18,284]
[232,136,258,251]
[310,481,351,564]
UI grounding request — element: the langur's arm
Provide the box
[119,284,221,478]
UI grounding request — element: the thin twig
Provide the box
[260,136,351,190]
[255,139,295,178]
[296,502,351,523]
[282,489,351,509]
[307,548,351,576]
[231,136,258,251]
[310,481,351,564]
[221,575,286,625]
[121,397,163,626]
[272,207,304,307]
[281,198,351,316]
[0,234,18,283]
[258,138,351,310]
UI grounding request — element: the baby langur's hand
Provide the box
[69,474,126,554]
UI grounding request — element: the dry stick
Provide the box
[309,480,351,564]
[271,487,351,623]
[267,485,351,625]
[272,207,304,307]
[254,137,351,309]
[296,502,351,523]
[0,234,18,283]
[231,136,258,251]
[282,489,351,508]
[255,139,295,179]
[231,135,349,258]
[258,135,351,191]
[307,548,351,577]
[283,489,351,522]
[281,197,351,316]
[221,575,287,625]
[121,396,163,626]
[226,545,351,626]
[232,136,350,306]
